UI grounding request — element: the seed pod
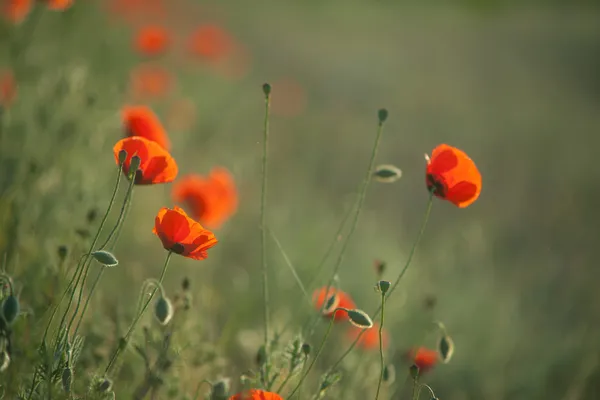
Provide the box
[154,296,173,325]
[1,295,20,325]
[347,309,373,329]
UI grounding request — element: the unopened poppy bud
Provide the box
[301,343,311,357]
[322,294,339,315]
[154,296,173,325]
[256,345,267,366]
[383,364,395,384]
[347,309,373,329]
[262,83,271,96]
[438,335,454,364]
[376,280,391,295]
[96,377,113,392]
[378,108,388,123]
[118,149,127,165]
[409,364,420,380]
[61,367,72,393]
[91,250,118,267]
[210,378,230,400]
[57,245,68,261]
[0,351,9,372]
[374,164,402,183]
[1,295,20,325]
[129,155,142,174]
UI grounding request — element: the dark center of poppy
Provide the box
[170,242,185,254]
[426,174,447,198]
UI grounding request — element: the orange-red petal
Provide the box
[122,105,171,150]
[229,389,283,400]
[312,287,356,321]
[113,136,178,185]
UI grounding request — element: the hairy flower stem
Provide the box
[374,292,387,400]
[41,165,122,347]
[328,192,434,372]
[104,251,173,375]
[260,84,272,384]
[287,315,336,398]
[308,111,387,337]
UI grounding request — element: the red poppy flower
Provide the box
[229,389,283,400]
[113,137,178,185]
[426,144,481,208]
[134,25,170,56]
[43,0,73,10]
[122,105,170,150]
[2,0,32,23]
[187,24,233,63]
[312,287,356,322]
[129,63,173,100]
[0,70,16,108]
[171,167,238,229]
[408,347,438,373]
[153,206,217,260]
[347,323,389,351]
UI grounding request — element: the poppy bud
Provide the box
[438,334,454,364]
[382,364,395,385]
[301,343,311,357]
[378,108,388,123]
[374,164,402,183]
[409,364,420,380]
[376,280,391,295]
[91,250,118,267]
[129,155,142,174]
[61,367,72,393]
[1,295,20,325]
[322,293,340,315]
[0,351,9,372]
[118,149,127,165]
[347,309,373,329]
[154,296,173,325]
[57,245,68,261]
[210,378,230,400]
[262,83,271,96]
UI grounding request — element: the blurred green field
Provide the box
[1,0,599,398]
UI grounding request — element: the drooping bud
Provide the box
[322,293,340,315]
[91,250,118,267]
[373,164,402,183]
[1,295,20,325]
[347,309,373,329]
[438,334,455,364]
[154,296,173,325]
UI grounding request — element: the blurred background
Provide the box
[1,0,599,398]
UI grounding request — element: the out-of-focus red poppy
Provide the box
[312,287,356,322]
[426,144,481,208]
[129,63,173,100]
[43,0,73,10]
[347,322,389,351]
[122,105,170,150]
[186,24,233,63]
[229,389,283,400]
[171,167,238,229]
[134,25,170,56]
[153,206,217,260]
[113,136,178,185]
[407,347,438,373]
[2,0,32,23]
[212,43,252,80]
[0,70,17,108]
[271,78,307,117]
[166,97,197,132]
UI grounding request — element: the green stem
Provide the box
[260,85,272,383]
[309,114,386,336]
[104,251,173,375]
[411,375,420,400]
[328,192,434,372]
[287,316,336,399]
[374,293,386,400]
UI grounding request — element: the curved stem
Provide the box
[328,193,434,372]
[103,251,173,375]
[374,293,386,400]
[260,86,272,383]
[287,316,336,399]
